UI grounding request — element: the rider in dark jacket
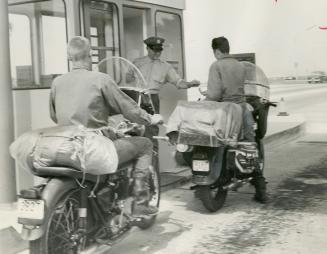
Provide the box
[205,36,268,203]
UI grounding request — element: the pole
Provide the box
[0,1,17,204]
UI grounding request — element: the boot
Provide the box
[132,176,158,217]
[252,175,268,203]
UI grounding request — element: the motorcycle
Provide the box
[163,63,276,212]
[15,58,160,254]
[165,97,276,212]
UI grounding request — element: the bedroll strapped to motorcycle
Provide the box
[9,125,119,175]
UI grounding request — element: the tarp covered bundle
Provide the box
[166,101,243,146]
[10,125,118,176]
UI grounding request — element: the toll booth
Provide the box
[7,0,187,192]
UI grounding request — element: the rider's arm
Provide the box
[166,64,200,89]
[101,77,152,126]
[206,63,223,101]
[49,85,58,123]
[176,79,200,89]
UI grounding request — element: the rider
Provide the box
[205,36,268,203]
[49,36,163,216]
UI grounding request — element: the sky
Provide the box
[184,0,327,78]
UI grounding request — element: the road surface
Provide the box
[101,133,327,254]
[270,83,327,132]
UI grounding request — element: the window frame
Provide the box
[81,0,121,69]
[9,0,69,90]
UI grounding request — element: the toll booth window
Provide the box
[155,12,184,78]
[84,1,120,71]
[123,7,149,61]
[9,0,68,89]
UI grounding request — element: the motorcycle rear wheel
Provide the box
[137,165,161,230]
[30,190,85,254]
[197,185,227,212]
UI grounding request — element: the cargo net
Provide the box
[241,61,270,100]
[166,101,243,147]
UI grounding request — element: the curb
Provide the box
[264,120,306,147]
[160,169,192,193]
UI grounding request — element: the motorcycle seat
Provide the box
[32,166,107,183]
[26,154,135,182]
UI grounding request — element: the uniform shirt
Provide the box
[132,56,181,94]
[206,55,246,104]
[50,68,151,128]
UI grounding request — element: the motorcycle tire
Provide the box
[30,190,85,254]
[137,165,161,230]
[197,185,227,212]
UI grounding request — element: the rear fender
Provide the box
[192,147,225,185]
[20,177,78,241]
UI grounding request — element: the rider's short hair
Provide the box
[211,37,230,54]
[67,36,91,61]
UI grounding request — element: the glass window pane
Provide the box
[9,0,68,88]
[42,15,68,75]
[123,7,149,61]
[87,1,120,69]
[156,12,184,78]
[9,14,33,87]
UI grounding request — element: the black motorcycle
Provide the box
[165,96,276,212]
[16,58,161,254]
[16,121,160,254]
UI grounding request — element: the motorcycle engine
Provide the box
[232,143,259,174]
[97,186,115,213]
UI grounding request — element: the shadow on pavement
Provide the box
[107,210,191,254]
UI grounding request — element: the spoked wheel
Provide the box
[30,190,86,254]
[196,185,227,212]
[137,165,161,230]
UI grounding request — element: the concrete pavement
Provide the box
[0,113,305,254]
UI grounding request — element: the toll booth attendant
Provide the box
[127,36,200,170]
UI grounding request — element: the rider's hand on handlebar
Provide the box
[188,80,201,88]
[150,114,164,125]
[198,87,208,96]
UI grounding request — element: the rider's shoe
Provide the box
[252,176,269,204]
[132,203,158,217]
[132,175,158,217]
[254,191,269,203]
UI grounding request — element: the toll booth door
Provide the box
[83,0,120,70]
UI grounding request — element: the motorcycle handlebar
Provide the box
[267,102,277,107]
[153,136,169,141]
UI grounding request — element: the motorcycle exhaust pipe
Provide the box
[223,177,253,191]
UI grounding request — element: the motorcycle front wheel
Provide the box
[197,185,227,212]
[30,190,85,254]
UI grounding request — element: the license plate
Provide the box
[193,160,210,172]
[18,198,45,220]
